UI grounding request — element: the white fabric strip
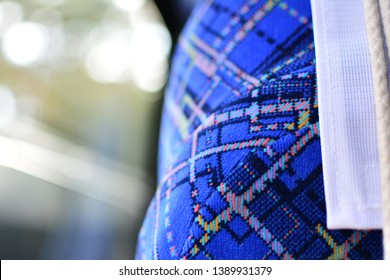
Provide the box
[311,0,382,229]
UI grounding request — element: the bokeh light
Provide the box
[85,29,132,84]
[129,22,171,92]
[2,22,49,66]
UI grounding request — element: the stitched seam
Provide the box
[319,0,342,213]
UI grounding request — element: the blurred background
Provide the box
[0,0,196,259]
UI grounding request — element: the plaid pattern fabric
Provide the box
[136,0,383,259]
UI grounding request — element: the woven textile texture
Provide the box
[136,0,383,259]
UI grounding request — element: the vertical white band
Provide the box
[311,0,382,229]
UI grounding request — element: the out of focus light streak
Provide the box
[0,85,16,126]
[0,132,150,217]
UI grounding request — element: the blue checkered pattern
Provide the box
[136,0,383,259]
